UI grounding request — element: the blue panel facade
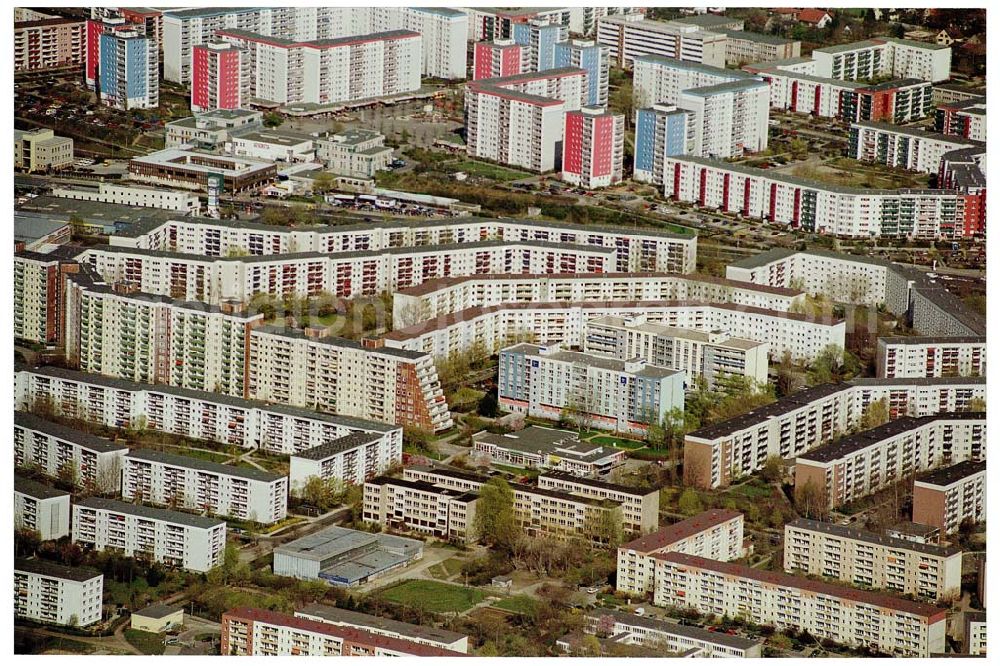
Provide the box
[635,108,656,173]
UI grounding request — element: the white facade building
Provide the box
[812,37,951,83]
[51,183,202,214]
[15,559,104,627]
[877,336,985,378]
[597,14,727,69]
[15,475,72,541]
[72,497,226,572]
[289,432,402,495]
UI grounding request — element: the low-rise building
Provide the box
[51,183,202,214]
[584,314,769,389]
[221,607,467,656]
[784,517,963,602]
[273,525,423,586]
[912,460,986,534]
[498,344,685,436]
[315,129,393,179]
[128,148,277,193]
[15,474,71,541]
[295,604,469,653]
[229,130,316,163]
[472,426,627,476]
[795,413,986,510]
[165,110,264,149]
[15,411,128,493]
[616,509,744,597]
[131,603,185,633]
[15,559,103,627]
[582,608,763,658]
[652,553,947,657]
[876,336,985,379]
[72,497,226,572]
[15,129,74,173]
[122,449,288,525]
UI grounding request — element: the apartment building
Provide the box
[72,497,226,572]
[633,56,753,109]
[597,14,727,69]
[472,39,522,80]
[96,25,159,109]
[15,411,128,493]
[165,109,264,149]
[584,314,769,389]
[14,251,79,345]
[122,449,288,525]
[910,282,987,337]
[289,432,402,495]
[80,241,613,305]
[221,607,467,657]
[63,270,264,397]
[498,343,685,435]
[850,121,982,174]
[513,18,568,72]
[964,611,987,656]
[464,7,572,42]
[216,29,421,107]
[315,129,393,179]
[562,106,625,189]
[722,30,799,66]
[15,365,403,461]
[399,465,632,545]
[191,42,243,112]
[14,129,74,173]
[247,326,453,432]
[795,413,986,510]
[662,155,968,239]
[876,336,985,378]
[392,272,804,327]
[784,518,963,602]
[295,604,469,653]
[937,147,986,238]
[384,300,845,365]
[362,475,479,544]
[634,105,695,186]
[683,79,770,158]
[109,216,697,276]
[465,69,587,172]
[652,553,947,657]
[15,559,103,627]
[15,17,86,71]
[555,40,610,106]
[471,426,628,477]
[616,509,745,596]
[812,37,951,83]
[15,474,71,541]
[685,377,985,489]
[538,471,659,535]
[912,460,986,534]
[51,183,202,214]
[582,608,762,658]
[936,98,986,142]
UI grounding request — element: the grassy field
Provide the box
[165,447,234,464]
[378,580,487,614]
[492,595,540,616]
[450,160,532,182]
[124,629,166,656]
[589,435,646,450]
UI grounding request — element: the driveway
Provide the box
[163,615,221,656]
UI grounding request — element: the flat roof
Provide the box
[74,497,226,530]
[799,413,985,464]
[681,78,769,97]
[506,343,681,380]
[130,148,276,175]
[235,130,315,146]
[860,77,927,92]
[20,196,177,226]
[15,558,102,582]
[656,553,945,619]
[853,121,982,147]
[813,39,887,55]
[367,475,477,503]
[621,509,742,553]
[878,335,985,345]
[787,517,961,557]
[134,603,184,619]
[292,432,385,461]
[125,449,283,483]
[224,608,466,656]
[915,460,986,488]
[722,29,796,46]
[275,525,421,562]
[634,54,752,80]
[849,376,986,387]
[14,212,70,243]
[251,325,427,361]
[18,365,398,433]
[15,474,71,500]
[296,603,468,645]
[15,411,129,454]
[585,608,760,650]
[687,383,851,441]
[671,14,741,29]
[539,470,656,497]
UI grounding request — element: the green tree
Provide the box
[478,392,500,417]
[677,488,703,516]
[587,505,625,549]
[808,344,859,384]
[860,398,890,430]
[472,476,518,550]
[300,476,340,511]
[760,455,784,484]
[263,112,284,128]
[312,171,336,194]
[794,479,829,519]
[769,508,785,529]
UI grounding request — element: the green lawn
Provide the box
[491,463,539,479]
[166,447,235,464]
[124,629,166,655]
[450,160,532,182]
[590,435,647,450]
[492,595,539,616]
[378,580,486,614]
